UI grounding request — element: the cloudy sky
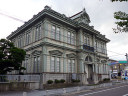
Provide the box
[0,0,128,60]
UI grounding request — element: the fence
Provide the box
[0,75,40,82]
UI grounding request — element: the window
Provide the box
[33,56,40,73]
[33,57,37,73]
[37,56,40,72]
[56,57,60,72]
[95,40,97,48]
[84,36,87,44]
[87,36,90,46]
[51,56,55,72]
[68,59,71,73]
[85,56,92,62]
[71,33,75,44]
[51,26,56,39]
[51,26,60,40]
[20,37,22,47]
[18,38,20,48]
[68,59,75,73]
[67,32,75,45]
[103,43,106,54]
[39,26,41,39]
[26,32,30,45]
[18,36,22,48]
[23,59,28,73]
[99,42,101,52]
[72,60,75,73]
[35,25,41,41]
[56,28,60,40]
[67,32,71,44]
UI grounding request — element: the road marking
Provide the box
[79,85,128,96]
[123,94,128,96]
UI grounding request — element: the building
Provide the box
[7,6,110,84]
[109,60,128,78]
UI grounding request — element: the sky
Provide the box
[0,0,128,61]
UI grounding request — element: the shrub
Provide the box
[60,79,65,83]
[76,79,80,82]
[55,79,60,84]
[103,78,110,81]
[47,80,53,84]
[72,79,80,83]
[71,79,76,83]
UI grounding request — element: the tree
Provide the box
[0,39,26,74]
[111,0,128,2]
[111,0,128,33]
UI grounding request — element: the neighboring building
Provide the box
[109,60,128,74]
[7,6,110,84]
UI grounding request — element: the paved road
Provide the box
[68,84,128,96]
[0,81,128,96]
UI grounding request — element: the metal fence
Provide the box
[0,75,40,82]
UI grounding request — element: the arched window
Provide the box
[85,56,92,62]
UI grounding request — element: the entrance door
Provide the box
[88,64,93,80]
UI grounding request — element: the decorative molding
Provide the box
[32,50,42,56]
[66,53,76,58]
[25,54,30,58]
[85,55,93,62]
[49,50,63,56]
[101,60,107,63]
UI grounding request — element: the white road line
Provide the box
[79,85,128,96]
[123,94,128,96]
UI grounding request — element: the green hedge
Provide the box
[54,79,60,84]
[103,78,110,81]
[47,80,53,84]
[60,79,65,83]
[72,79,80,83]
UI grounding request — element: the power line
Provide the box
[107,50,124,55]
[109,54,124,57]
[0,12,25,23]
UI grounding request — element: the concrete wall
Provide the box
[0,82,39,91]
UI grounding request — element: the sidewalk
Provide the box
[0,80,128,96]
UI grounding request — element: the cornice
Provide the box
[7,6,110,43]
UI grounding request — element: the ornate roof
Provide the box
[70,8,91,25]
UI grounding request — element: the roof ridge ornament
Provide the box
[82,8,86,13]
[44,5,51,10]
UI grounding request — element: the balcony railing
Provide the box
[83,44,94,52]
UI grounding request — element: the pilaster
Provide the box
[43,19,48,42]
[42,45,47,72]
[63,53,66,73]
[77,29,83,49]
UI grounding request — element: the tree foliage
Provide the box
[111,0,128,33]
[113,11,128,33]
[0,39,26,74]
[111,0,128,2]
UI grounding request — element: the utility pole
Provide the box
[125,53,128,65]
[125,53,128,80]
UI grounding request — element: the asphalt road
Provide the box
[70,84,128,96]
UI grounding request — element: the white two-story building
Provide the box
[7,6,110,84]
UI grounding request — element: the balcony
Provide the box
[83,44,94,52]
